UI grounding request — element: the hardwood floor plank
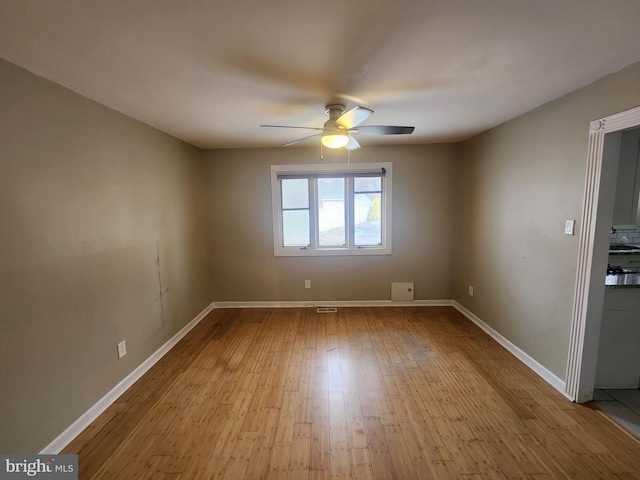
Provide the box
[163,403,233,476]
[62,307,640,480]
[200,389,254,478]
[349,447,373,480]
[221,431,257,480]
[288,422,312,480]
[266,445,291,480]
[362,416,396,480]
[383,424,419,480]
[243,407,280,480]
[328,391,351,479]
[310,373,330,471]
[344,392,368,449]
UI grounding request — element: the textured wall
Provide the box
[204,144,459,302]
[0,59,212,452]
[455,62,640,379]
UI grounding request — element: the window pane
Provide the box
[318,178,345,246]
[283,210,310,246]
[272,163,391,256]
[282,179,309,209]
[354,193,381,245]
[354,177,381,192]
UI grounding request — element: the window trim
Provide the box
[270,162,393,256]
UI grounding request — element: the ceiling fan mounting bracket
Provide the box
[325,104,346,118]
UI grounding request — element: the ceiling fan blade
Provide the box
[345,136,361,150]
[353,125,415,135]
[282,133,322,147]
[260,124,324,131]
[335,106,374,130]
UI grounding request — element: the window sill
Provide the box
[274,246,392,257]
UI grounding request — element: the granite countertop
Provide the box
[609,244,640,254]
[605,273,640,287]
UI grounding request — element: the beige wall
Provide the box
[4,46,639,454]
[205,144,459,302]
[455,62,640,379]
[0,59,212,452]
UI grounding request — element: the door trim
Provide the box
[566,105,640,402]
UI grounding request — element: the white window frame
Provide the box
[270,162,393,256]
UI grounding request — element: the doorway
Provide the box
[566,105,640,403]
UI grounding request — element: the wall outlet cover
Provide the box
[391,282,414,301]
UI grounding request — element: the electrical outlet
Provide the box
[305,280,311,289]
[468,285,474,297]
[117,340,127,359]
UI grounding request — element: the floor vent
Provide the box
[316,307,337,313]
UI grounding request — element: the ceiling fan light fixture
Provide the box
[321,131,349,149]
[261,103,414,150]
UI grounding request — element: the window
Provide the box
[270,162,392,256]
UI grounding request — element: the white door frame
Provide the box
[565,105,640,403]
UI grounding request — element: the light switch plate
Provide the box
[564,219,575,235]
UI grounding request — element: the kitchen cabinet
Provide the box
[612,128,640,227]
[595,288,640,389]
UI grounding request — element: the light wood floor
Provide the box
[63,307,640,479]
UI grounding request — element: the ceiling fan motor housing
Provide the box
[324,104,347,133]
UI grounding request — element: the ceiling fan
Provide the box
[261,104,414,150]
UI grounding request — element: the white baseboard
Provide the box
[212,299,454,309]
[453,301,568,398]
[40,299,571,454]
[40,302,215,454]
[217,300,568,398]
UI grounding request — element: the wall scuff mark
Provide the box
[156,238,168,329]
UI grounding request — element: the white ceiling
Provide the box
[1,0,639,149]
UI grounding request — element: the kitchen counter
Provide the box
[609,244,640,254]
[605,273,640,287]
[607,245,640,286]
